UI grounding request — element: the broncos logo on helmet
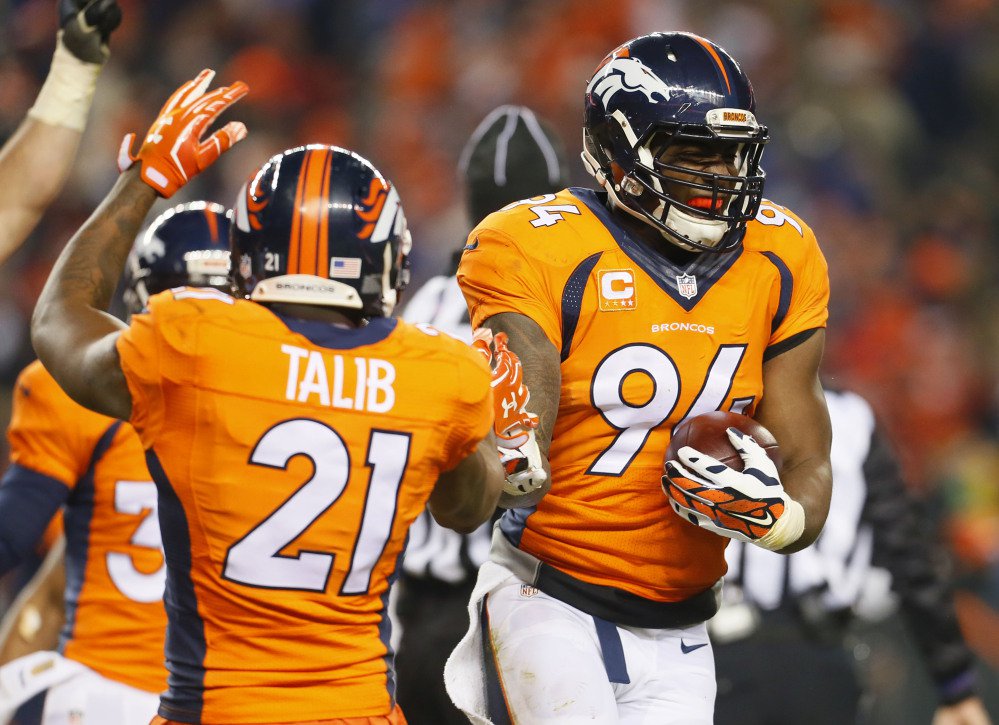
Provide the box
[588,56,672,106]
[123,201,232,313]
[355,178,405,244]
[231,144,411,318]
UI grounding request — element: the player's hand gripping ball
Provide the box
[663,411,801,549]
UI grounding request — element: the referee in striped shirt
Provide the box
[393,105,567,725]
[713,387,990,724]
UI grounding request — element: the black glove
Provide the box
[59,0,122,64]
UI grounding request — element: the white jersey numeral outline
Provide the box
[223,419,410,593]
[106,480,166,603]
[588,343,748,476]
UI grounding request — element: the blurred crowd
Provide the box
[0,0,997,715]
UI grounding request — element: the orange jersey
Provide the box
[4,361,167,692]
[116,289,492,723]
[459,189,829,605]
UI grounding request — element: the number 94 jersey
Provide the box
[458,188,829,605]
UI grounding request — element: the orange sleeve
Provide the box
[457,226,563,351]
[440,346,494,472]
[115,304,167,447]
[6,363,102,489]
[769,223,829,346]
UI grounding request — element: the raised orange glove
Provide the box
[118,69,247,198]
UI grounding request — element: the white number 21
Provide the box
[223,419,409,594]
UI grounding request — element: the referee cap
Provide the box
[458,105,567,225]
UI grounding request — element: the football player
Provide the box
[0,0,121,264]
[445,32,833,723]
[30,70,515,724]
[0,202,231,723]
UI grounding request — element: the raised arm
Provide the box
[31,70,247,420]
[754,329,832,551]
[0,0,121,264]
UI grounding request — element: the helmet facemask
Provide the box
[586,109,768,253]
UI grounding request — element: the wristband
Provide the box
[755,498,805,551]
[27,32,103,131]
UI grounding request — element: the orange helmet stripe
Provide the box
[297,148,329,276]
[204,208,219,243]
[693,36,731,94]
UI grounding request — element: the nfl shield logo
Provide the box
[677,273,698,299]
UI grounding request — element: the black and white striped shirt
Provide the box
[721,388,976,703]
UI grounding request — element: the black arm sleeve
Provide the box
[863,425,977,705]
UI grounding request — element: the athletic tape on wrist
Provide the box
[755,498,805,551]
[27,33,103,131]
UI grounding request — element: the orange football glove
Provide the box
[118,69,248,198]
[663,427,805,551]
[473,328,547,496]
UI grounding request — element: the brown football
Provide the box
[665,411,782,472]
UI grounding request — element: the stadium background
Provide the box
[0,0,997,721]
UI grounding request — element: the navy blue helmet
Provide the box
[231,144,411,318]
[582,32,769,252]
[124,201,231,313]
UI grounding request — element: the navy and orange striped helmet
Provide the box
[124,201,232,313]
[582,32,769,253]
[231,144,412,317]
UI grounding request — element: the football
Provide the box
[665,411,782,472]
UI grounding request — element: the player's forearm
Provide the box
[31,168,154,417]
[430,434,504,534]
[0,119,83,264]
[757,331,832,552]
[480,312,560,455]
[774,457,832,551]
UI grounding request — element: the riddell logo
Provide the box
[598,269,637,311]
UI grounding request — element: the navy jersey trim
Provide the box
[560,253,602,361]
[0,465,70,576]
[763,328,820,362]
[380,536,403,705]
[571,188,744,311]
[498,506,536,548]
[60,421,122,651]
[272,311,398,350]
[761,251,792,334]
[146,449,206,722]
